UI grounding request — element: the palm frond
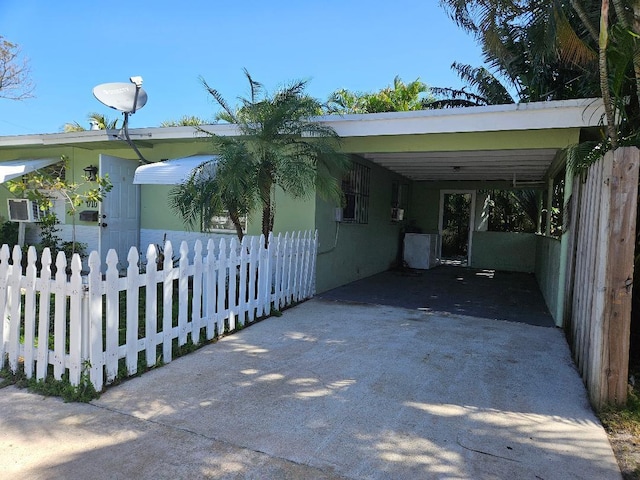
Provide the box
[200,76,237,122]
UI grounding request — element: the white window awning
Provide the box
[133,154,219,185]
[0,158,60,184]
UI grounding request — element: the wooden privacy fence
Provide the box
[563,147,639,408]
[0,230,317,392]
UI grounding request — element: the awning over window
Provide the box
[133,155,218,185]
[0,158,60,184]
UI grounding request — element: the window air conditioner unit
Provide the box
[7,198,45,222]
[391,207,404,222]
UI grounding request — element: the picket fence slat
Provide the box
[68,255,83,385]
[35,248,52,381]
[228,238,238,332]
[191,240,203,344]
[0,245,10,371]
[126,247,141,376]
[23,247,37,379]
[0,230,317,392]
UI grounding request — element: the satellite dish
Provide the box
[92,77,150,163]
[92,82,148,113]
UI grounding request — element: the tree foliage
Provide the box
[160,115,206,127]
[63,112,120,132]
[438,0,639,150]
[170,70,351,242]
[325,76,435,114]
[438,1,602,105]
[0,36,33,100]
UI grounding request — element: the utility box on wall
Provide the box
[79,210,99,222]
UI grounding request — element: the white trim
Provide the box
[0,98,605,148]
[133,154,219,185]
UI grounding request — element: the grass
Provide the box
[599,389,640,436]
[597,368,640,479]
[0,360,98,403]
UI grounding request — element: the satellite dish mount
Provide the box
[93,77,150,164]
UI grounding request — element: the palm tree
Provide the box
[170,160,251,240]
[63,112,120,132]
[170,70,351,243]
[160,115,206,127]
[429,63,515,107]
[438,0,639,149]
[326,76,435,114]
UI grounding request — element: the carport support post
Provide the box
[545,177,554,236]
[536,191,544,234]
[555,167,574,327]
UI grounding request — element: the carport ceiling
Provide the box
[362,148,558,183]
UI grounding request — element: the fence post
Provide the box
[600,147,640,406]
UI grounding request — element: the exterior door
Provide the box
[99,154,140,268]
[438,190,476,266]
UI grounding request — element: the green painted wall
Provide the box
[140,185,187,230]
[315,158,405,293]
[535,235,561,324]
[408,185,440,234]
[471,231,537,272]
[246,187,316,236]
[342,128,581,153]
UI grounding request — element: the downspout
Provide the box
[556,167,574,327]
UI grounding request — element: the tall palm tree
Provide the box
[170,70,351,242]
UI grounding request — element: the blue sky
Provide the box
[0,1,483,136]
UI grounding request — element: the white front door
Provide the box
[99,154,140,268]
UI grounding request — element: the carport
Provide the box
[320,100,639,408]
[316,98,606,328]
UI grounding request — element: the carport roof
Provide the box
[0,98,604,185]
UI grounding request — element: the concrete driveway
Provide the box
[0,299,621,479]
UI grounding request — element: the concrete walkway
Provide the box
[0,299,621,479]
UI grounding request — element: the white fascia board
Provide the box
[0,98,604,148]
[317,98,605,137]
[0,123,243,148]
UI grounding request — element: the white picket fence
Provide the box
[0,230,317,392]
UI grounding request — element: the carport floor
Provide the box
[319,265,555,327]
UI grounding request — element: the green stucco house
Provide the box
[0,98,603,325]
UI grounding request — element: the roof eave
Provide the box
[0,97,605,148]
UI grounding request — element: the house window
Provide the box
[202,210,247,233]
[342,162,370,224]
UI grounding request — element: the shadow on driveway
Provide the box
[0,300,617,479]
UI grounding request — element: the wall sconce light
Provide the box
[83,165,98,181]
